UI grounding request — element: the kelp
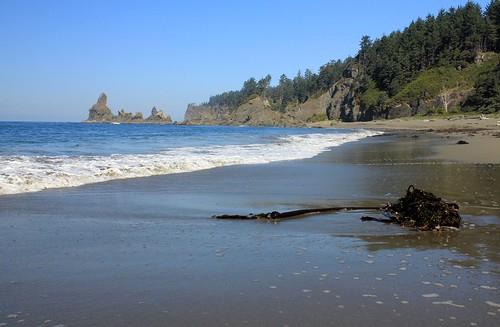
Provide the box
[383,185,461,230]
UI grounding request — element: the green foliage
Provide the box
[361,2,496,96]
[389,53,498,105]
[206,58,348,111]
[306,113,328,123]
[462,59,500,112]
[391,67,465,103]
[360,78,387,109]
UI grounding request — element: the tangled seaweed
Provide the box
[384,185,461,230]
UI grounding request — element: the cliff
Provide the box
[85,93,172,124]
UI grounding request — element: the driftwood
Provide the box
[214,185,462,231]
[215,206,380,220]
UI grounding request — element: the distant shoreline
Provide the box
[82,120,176,125]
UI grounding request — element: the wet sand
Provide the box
[310,114,500,164]
[1,133,499,326]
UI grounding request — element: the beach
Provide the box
[1,124,499,326]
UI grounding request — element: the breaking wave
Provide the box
[0,130,381,195]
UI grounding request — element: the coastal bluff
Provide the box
[85,93,173,124]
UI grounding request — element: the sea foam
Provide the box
[0,130,380,195]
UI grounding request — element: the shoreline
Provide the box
[1,128,498,326]
[309,115,500,164]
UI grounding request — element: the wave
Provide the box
[0,130,381,195]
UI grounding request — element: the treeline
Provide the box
[359,0,499,96]
[206,0,500,113]
[207,59,347,111]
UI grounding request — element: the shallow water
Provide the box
[0,134,498,326]
[0,122,378,195]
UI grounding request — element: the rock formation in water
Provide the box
[87,93,114,121]
[85,93,172,124]
[146,107,172,123]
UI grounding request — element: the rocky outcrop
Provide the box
[85,93,172,124]
[146,107,172,123]
[87,93,113,121]
[184,97,301,126]
[326,63,363,122]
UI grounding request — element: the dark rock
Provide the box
[146,107,172,123]
[456,140,469,144]
[85,93,172,124]
[87,93,113,121]
[386,103,412,119]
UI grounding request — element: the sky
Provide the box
[0,0,491,122]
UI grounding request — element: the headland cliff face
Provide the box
[85,93,173,124]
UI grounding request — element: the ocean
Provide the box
[0,122,379,195]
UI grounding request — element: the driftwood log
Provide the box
[214,185,462,231]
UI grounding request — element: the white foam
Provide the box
[0,130,381,195]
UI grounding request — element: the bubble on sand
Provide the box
[422,281,431,285]
[302,289,312,293]
[375,277,383,281]
[434,283,444,288]
[401,300,409,304]
[269,286,277,289]
[480,285,497,290]
[364,260,374,264]
[322,290,331,294]
[376,301,384,305]
[432,300,465,308]
[337,305,344,309]
[485,300,500,308]
[422,293,439,298]
[7,314,18,318]
[362,294,377,298]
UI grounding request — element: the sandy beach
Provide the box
[310,114,500,164]
[1,125,499,326]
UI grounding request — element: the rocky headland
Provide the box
[183,55,498,127]
[85,93,173,124]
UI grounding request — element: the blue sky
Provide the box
[0,0,491,121]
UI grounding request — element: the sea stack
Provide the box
[87,93,113,121]
[85,93,173,124]
[146,107,172,123]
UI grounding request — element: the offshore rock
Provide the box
[87,93,113,121]
[146,107,172,123]
[85,93,172,124]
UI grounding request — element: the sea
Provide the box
[0,122,379,195]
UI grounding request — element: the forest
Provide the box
[205,1,499,114]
